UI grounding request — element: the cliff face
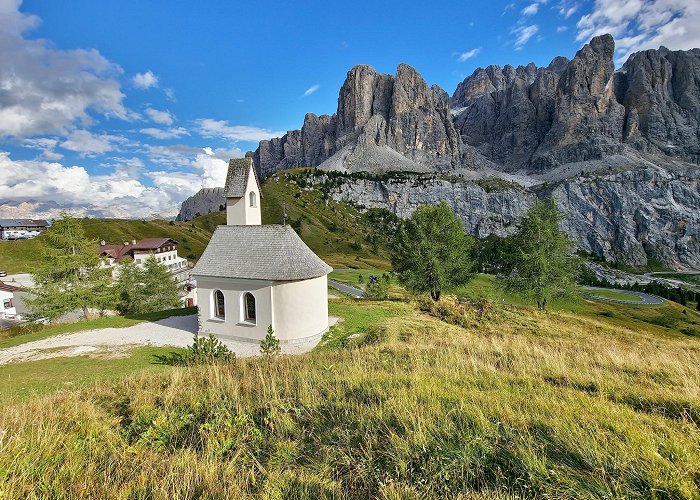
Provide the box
[324,166,700,270]
[251,64,470,177]
[176,188,225,221]
[452,35,700,171]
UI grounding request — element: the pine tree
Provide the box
[260,325,281,358]
[28,215,115,320]
[498,197,581,311]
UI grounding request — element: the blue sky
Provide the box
[1,0,698,217]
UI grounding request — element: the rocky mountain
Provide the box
[249,63,473,178]
[176,188,225,221]
[251,34,699,177]
[212,34,699,270]
[0,200,179,221]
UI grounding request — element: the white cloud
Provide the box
[456,48,481,61]
[140,127,190,139]
[196,118,285,142]
[522,3,540,15]
[557,1,580,18]
[0,0,127,137]
[0,148,233,218]
[164,88,176,102]
[145,143,243,169]
[0,152,157,217]
[132,70,158,89]
[557,25,569,32]
[303,84,320,96]
[60,130,126,155]
[576,0,700,62]
[145,108,174,125]
[513,24,539,48]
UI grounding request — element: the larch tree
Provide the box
[28,215,115,320]
[390,201,475,301]
[114,256,181,315]
[498,197,581,310]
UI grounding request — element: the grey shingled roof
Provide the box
[192,224,331,281]
[224,158,262,198]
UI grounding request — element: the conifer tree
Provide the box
[260,324,281,358]
[391,201,475,301]
[498,197,580,311]
[28,215,115,320]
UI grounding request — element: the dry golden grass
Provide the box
[1,300,699,498]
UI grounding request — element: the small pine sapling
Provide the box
[260,324,281,358]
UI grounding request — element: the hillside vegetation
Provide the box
[1,294,699,497]
[0,169,390,274]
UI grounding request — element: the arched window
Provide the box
[243,292,256,323]
[249,191,257,207]
[214,290,225,319]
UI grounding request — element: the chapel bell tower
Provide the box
[224,157,262,226]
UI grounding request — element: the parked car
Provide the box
[0,271,7,277]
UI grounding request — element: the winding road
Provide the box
[328,280,365,298]
[581,286,664,305]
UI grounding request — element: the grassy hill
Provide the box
[0,169,391,274]
[1,290,699,497]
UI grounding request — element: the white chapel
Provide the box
[191,158,332,345]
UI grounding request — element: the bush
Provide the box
[417,294,493,327]
[364,275,389,299]
[178,334,234,365]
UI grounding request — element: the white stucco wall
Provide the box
[196,276,273,342]
[0,290,17,318]
[271,275,328,342]
[226,167,261,226]
[193,274,329,344]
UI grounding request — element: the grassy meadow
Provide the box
[0,287,699,497]
[1,171,699,496]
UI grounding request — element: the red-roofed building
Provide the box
[99,238,189,275]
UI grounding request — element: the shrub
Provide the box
[260,325,281,358]
[417,294,493,327]
[364,275,389,299]
[178,334,234,365]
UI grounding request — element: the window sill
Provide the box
[237,321,257,327]
[208,317,226,323]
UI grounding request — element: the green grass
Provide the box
[329,267,388,285]
[0,346,184,403]
[0,307,196,349]
[585,288,644,302]
[1,298,699,497]
[261,169,391,269]
[452,273,700,339]
[0,238,43,274]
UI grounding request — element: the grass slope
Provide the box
[0,169,390,274]
[1,297,699,497]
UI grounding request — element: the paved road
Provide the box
[645,271,700,276]
[328,280,365,298]
[581,286,664,305]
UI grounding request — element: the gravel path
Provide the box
[581,286,664,305]
[0,314,327,365]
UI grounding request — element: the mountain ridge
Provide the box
[249,34,700,178]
